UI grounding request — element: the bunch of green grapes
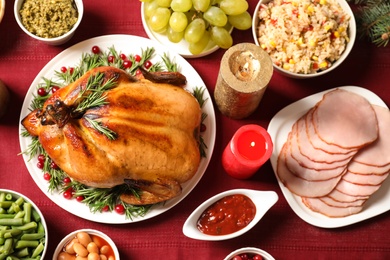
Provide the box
[142,0,252,55]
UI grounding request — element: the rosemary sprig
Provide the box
[84,117,117,140]
[193,86,209,158]
[161,53,178,72]
[73,72,117,115]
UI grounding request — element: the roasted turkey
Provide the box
[22,66,202,205]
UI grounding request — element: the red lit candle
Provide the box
[222,124,273,179]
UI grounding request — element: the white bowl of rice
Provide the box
[252,0,356,78]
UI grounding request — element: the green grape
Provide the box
[210,26,233,49]
[169,11,188,32]
[149,7,171,32]
[156,0,172,7]
[203,6,227,27]
[167,26,184,43]
[171,0,193,12]
[193,0,210,12]
[189,30,211,55]
[228,11,252,30]
[144,1,160,18]
[219,0,248,16]
[184,18,206,43]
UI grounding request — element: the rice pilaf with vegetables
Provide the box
[256,0,351,74]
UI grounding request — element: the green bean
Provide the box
[0,203,12,209]
[3,195,12,202]
[20,233,44,241]
[0,238,13,255]
[11,248,28,258]
[30,211,40,223]
[0,219,23,227]
[13,212,24,220]
[31,242,44,258]
[0,215,14,220]
[22,204,31,225]
[0,194,5,202]
[14,240,39,249]
[15,222,36,232]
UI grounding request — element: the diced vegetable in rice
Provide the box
[256,0,350,74]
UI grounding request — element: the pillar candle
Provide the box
[222,124,273,179]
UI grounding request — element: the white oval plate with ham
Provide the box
[268,86,390,228]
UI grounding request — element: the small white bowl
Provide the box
[0,189,48,259]
[252,0,356,78]
[224,247,275,260]
[14,0,84,45]
[182,189,278,241]
[0,0,5,24]
[53,229,120,260]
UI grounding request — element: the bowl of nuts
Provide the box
[14,0,84,45]
[53,229,120,260]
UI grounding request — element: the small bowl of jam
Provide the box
[53,229,120,260]
[182,189,278,241]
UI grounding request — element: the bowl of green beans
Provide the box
[0,189,48,259]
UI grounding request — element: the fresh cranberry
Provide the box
[123,60,132,69]
[232,256,243,260]
[69,67,74,75]
[37,161,44,169]
[37,87,47,96]
[76,196,84,202]
[120,53,127,60]
[50,161,59,169]
[134,54,141,62]
[252,255,263,260]
[108,55,115,63]
[200,123,206,132]
[63,177,71,184]
[102,205,110,212]
[144,60,152,69]
[114,204,125,214]
[51,86,60,93]
[43,172,51,181]
[63,188,73,199]
[136,69,142,76]
[37,154,46,163]
[239,254,249,260]
[60,66,67,73]
[92,45,100,54]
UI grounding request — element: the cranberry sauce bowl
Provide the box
[182,189,278,241]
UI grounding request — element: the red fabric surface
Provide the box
[1,1,390,259]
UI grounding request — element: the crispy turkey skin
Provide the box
[22,66,202,205]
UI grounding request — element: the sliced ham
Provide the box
[277,144,343,197]
[352,105,390,166]
[302,197,363,218]
[296,114,354,163]
[306,108,357,154]
[312,89,378,149]
[276,88,389,218]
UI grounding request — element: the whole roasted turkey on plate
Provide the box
[22,66,203,205]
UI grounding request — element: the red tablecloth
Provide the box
[1,1,390,259]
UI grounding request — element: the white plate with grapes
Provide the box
[141,0,252,58]
[19,34,216,224]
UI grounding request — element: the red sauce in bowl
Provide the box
[197,194,256,235]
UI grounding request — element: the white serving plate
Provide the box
[19,34,216,224]
[140,3,233,58]
[268,86,390,228]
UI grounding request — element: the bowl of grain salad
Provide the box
[252,0,356,78]
[14,0,84,45]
